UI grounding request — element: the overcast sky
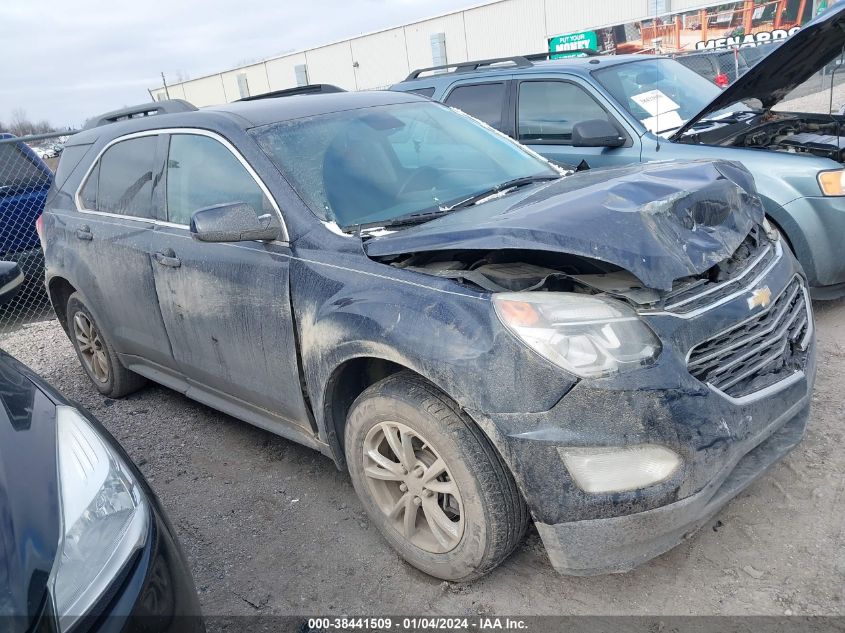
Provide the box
[0,0,475,129]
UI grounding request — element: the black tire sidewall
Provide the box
[346,384,496,581]
[66,294,116,395]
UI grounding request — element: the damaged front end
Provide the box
[364,158,816,575]
[365,159,767,302]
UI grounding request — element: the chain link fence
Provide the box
[0,131,73,332]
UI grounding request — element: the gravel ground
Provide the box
[1,302,844,618]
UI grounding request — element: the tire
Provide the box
[66,292,147,398]
[345,371,528,581]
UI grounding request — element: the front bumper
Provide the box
[468,238,817,575]
[536,398,810,575]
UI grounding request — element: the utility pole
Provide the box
[161,72,171,99]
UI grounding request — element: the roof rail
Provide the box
[404,50,602,80]
[237,84,346,101]
[405,55,536,80]
[83,99,197,129]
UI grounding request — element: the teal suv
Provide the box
[391,3,845,299]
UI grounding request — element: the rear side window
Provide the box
[165,134,269,225]
[54,144,91,189]
[80,136,157,219]
[444,82,506,129]
[517,81,612,143]
[0,143,51,191]
[409,87,435,98]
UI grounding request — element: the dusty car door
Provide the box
[148,131,311,432]
[68,134,176,371]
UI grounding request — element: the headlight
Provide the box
[493,293,661,377]
[49,406,148,631]
[817,169,845,195]
[559,445,681,493]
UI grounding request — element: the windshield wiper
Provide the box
[345,175,560,233]
[442,175,560,212]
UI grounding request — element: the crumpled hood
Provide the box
[0,353,59,632]
[672,2,845,138]
[364,160,764,291]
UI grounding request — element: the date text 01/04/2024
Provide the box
[306,617,529,630]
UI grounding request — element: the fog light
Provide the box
[559,445,681,493]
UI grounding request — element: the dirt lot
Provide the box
[1,301,844,618]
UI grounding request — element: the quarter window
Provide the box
[166,134,269,226]
[79,162,99,210]
[444,83,507,129]
[88,136,158,218]
[517,81,612,143]
[409,87,436,98]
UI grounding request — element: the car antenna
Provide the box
[828,49,843,117]
[830,47,845,158]
[655,59,661,152]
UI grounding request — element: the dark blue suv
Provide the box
[0,135,53,312]
[42,91,815,580]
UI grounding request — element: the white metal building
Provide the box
[148,0,819,105]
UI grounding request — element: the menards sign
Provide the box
[695,25,800,49]
[548,0,824,57]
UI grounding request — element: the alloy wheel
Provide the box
[362,421,464,553]
[72,311,110,384]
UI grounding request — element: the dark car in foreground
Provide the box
[40,90,814,579]
[0,263,203,631]
[391,3,845,299]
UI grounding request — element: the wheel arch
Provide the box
[47,275,77,335]
[759,195,815,280]
[321,355,459,469]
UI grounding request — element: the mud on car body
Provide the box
[39,90,815,580]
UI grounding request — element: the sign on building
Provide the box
[547,0,822,56]
[549,30,599,58]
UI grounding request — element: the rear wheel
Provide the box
[66,293,146,397]
[345,371,527,581]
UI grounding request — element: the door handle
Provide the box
[154,249,181,268]
[75,225,93,241]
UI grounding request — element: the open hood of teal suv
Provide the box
[671,2,845,140]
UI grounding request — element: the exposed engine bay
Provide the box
[723,112,845,162]
[364,160,765,293]
[388,224,775,311]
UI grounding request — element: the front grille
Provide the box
[665,226,776,314]
[687,277,811,399]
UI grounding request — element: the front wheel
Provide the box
[345,371,527,581]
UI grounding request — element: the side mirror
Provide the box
[190,202,281,243]
[0,261,24,305]
[571,119,626,148]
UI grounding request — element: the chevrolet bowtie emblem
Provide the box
[747,286,773,310]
